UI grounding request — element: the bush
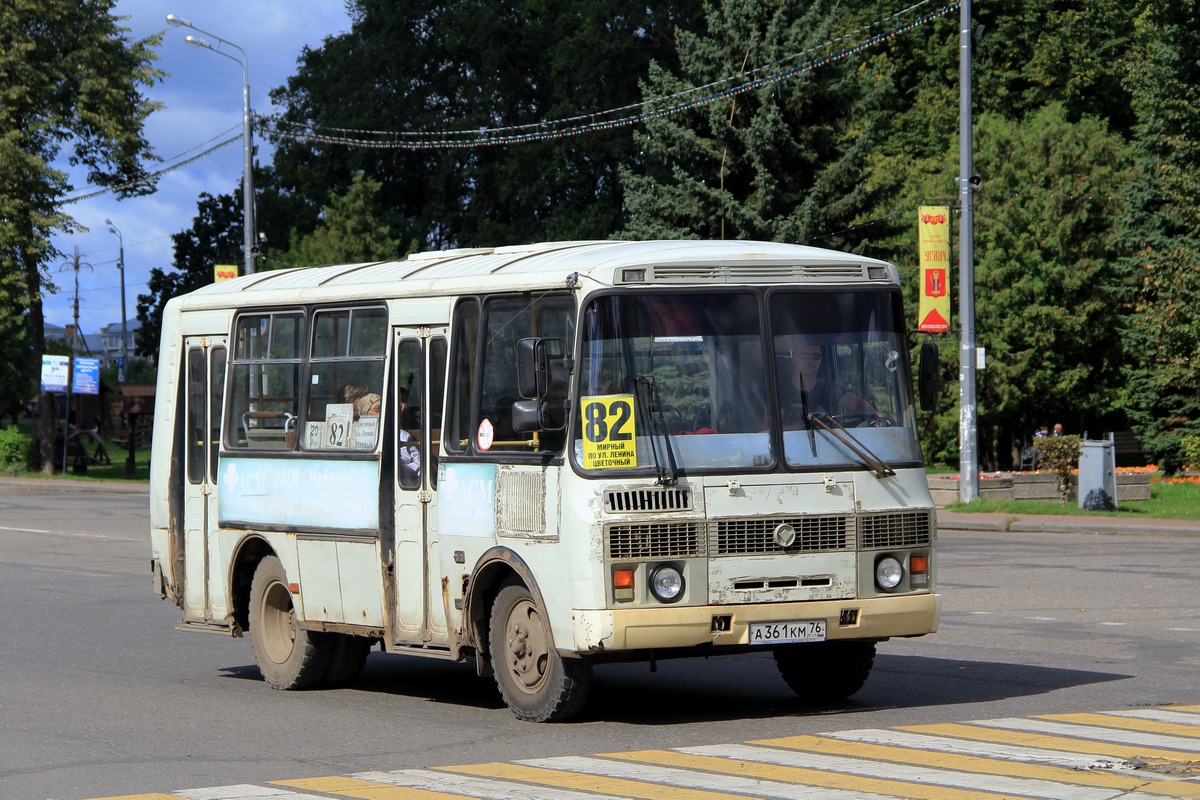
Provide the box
[1032,435,1082,505]
[1182,432,1200,472]
[0,426,35,473]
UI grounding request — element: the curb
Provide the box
[936,510,1200,537]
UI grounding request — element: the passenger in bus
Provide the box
[398,387,420,483]
[779,338,874,427]
[343,380,381,417]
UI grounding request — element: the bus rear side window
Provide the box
[226,311,304,450]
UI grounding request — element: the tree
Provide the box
[620,0,885,246]
[968,105,1132,468]
[270,173,413,269]
[0,0,163,472]
[267,0,703,250]
[1116,1,1200,473]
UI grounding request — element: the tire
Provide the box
[488,583,591,722]
[249,555,332,689]
[320,633,372,688]
[774,640,876,704]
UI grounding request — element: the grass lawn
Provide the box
[945,478,1200,521]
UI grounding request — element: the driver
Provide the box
[780,339,875,427]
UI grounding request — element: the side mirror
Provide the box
[516,337,564,399]
[511,398,565,433]
[918,341,939,412]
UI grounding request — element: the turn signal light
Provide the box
[910,554,929,586]
[613,568,635,602]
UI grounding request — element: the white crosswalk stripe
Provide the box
[354,768,644,800]
[972,716,1200,752]
[823,728,1140,770]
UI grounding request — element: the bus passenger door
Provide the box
[392,328,449,646]
[182,336,227,623]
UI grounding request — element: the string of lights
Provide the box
[262,2,960,152]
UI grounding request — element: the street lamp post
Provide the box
[166,14,257,276]
[104,219,136,475]
[103,219,127,383]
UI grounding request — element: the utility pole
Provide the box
[958,0,979,502]
[58,247,92,473]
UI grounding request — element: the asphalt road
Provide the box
[1,484,1198,800]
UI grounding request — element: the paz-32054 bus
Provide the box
[149,239,939,721]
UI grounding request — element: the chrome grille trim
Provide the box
[859,510,933,550]
[710,515,852,556]
[650,263,878,284]
[604,487,692,512]
[606,522,703,560]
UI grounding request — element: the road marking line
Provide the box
[975,718,1200,753]
[751,733,1153,790]
[276,774,473,799]
[176,785,330,799]
[442,761,755,800]
[818,728,1139,769]
[902,722,1200,762]
[0,524,51,533]
[1040,712,1200,739]
[1110,709,1200,726]
[354,768,643,799]
[584,750,997,800]
[83,794,178,800]
[677,743,1123,800]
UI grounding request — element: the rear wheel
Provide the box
[321,634,373,687]
[489,583,591,722]
[774,641,876,704]
[249,556,331,689]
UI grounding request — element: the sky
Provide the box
[45,0,355,332]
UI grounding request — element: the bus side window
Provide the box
[226,311,304,450]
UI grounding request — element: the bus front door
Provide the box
[181,336,227,625]
[391,329,449,649]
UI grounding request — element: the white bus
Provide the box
[150,239,940,721]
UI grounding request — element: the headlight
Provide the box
[648,564,684,603]
[875,555,904,591]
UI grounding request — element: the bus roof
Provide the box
[172,239,897,310]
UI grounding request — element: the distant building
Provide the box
[99,318,141,366]
[44,322,103,360]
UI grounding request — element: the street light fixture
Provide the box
[103,219,127,384]
[166,13,257,276]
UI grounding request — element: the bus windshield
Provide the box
[573,289,922,475]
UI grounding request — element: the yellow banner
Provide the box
[580,394,638,469]
[214,264,238,282]
[917,206,951,333]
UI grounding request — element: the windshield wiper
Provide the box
[636,374,678,486]
[807,411,896,479]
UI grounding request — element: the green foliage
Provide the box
[0,426,35,472]
[1181,432,1200,471]
[267,173,412,269]
[621,0,885,245]
[1032,435,1082,505]
[0,0,163,473]
[1115,1,1200,475]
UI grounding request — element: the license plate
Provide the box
[748,619,826,644]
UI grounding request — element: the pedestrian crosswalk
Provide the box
[86,705,1200,800]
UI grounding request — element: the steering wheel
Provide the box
[831,412,896,428]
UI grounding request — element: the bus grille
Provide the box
[859,510,933,550]
[604,487,692,512]
[606,522,702,559]
[711,515,852,555]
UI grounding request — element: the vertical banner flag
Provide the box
[214,264,238,282]
[918,206,951,333]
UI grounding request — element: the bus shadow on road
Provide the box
[221,649,1128,725]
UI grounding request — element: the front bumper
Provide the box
[572,592,940,652]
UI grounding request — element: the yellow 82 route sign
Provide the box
[581,394,638,469]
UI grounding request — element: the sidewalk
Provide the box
[0,476,149,494]
[938,509,1200,537]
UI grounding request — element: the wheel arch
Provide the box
[464,546,550,677]
[228,534,276,636]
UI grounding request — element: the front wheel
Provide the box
[249,555,332,689]
[774,641,876,704]
[488,583,592,722]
